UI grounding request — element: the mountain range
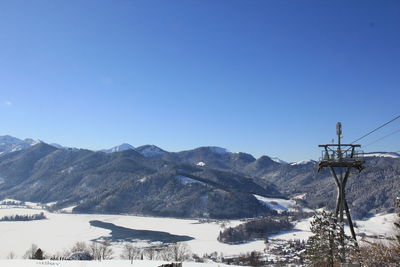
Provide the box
[0,135,398,219]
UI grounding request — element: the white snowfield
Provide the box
[362,152,400,158]
[253,194,313,213]
[175,176,206,186]
[253,195,297,212]
[0,200,396,261]
[270,157,287,164]
[270,218,314,241]
[0,205,265,259]
[270,213,397,243]
[0,260,241,267]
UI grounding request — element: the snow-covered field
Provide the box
[0,260,241,267]
[0,204,265,259]
[270,213,397,244]
[0,200,397,260]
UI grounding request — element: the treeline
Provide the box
[218,217,293,244]
[16,241,192,262]
[0,212,46,222]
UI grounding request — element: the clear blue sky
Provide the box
[0,0,399,162]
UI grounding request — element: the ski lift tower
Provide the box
[318,122,364,244]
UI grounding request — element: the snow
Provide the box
[253,195,298,213]
[270,218,313,241]
[0,260,242,267]
[136,145,166,157]
[355,213,396,238]
[45,202,58,207]
[290,160,315,166]
[208,147,230,155]
[60,206,77,213]
[138,177,148,183]
[0,203,396,261]
[362,152,400,158]
[102,144,135,153]
[27,139,42,146]
[270,213,398,243]
[0,206,267,259]
[61,166,75,174]
[0,136,41,154]
[0,199,48,209]
[292,193,307,200]
[196,162,206,167]
[0,199,23,205]
[175,176,206,186]
[270,157,287,164]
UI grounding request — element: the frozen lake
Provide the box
[0,205,264,259]
[0,202,396,259]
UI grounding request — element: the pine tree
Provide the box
[395,197,400,247]
[305,210,357,266]
[34,248,44,260]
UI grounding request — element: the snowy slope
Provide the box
[362,152,400,158]
[135,145,167,157]
[270,157,287,164]
[101,144,135,153]
[253,195,298,213]
[0,135,42,155]
[290,160,316,166]
[270,213,397,243]
[176,175,206,186]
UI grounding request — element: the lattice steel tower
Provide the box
[318,122,364,245]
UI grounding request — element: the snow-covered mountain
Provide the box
[362,152,400,158]
[101,143,135,153]
[134,145,168,157]
[270,157,288,164]
[208,146,230,154]
[49,143,66,149]
[290,159,316,166]
[0,134,399,219]
[0,135,41,155]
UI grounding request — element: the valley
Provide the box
[0,200,396,261]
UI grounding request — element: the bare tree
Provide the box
[158,246,173,261]
[70,241,89,253]
[395,197,400,248]
[351,200,400,266]
[145,247,156,260]
[356,242,399,267]
[89,242,101,260]
[7,251,16,259]
[99,241,113,260]
[23,244,38,259]
[169,242,191,262]
[121,243,141,263]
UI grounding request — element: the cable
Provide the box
[351,115,400,144]
[363,128,400,148]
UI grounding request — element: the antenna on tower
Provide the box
[336,122,342,136]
